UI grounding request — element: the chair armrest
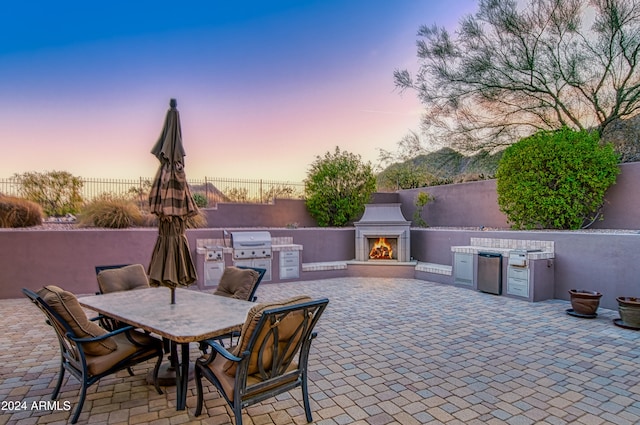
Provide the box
[198,339,243,365]
[67,324,135,343]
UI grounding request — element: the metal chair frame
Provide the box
[200,266,267,352]
[195,298,329,425]
[23,287,164,424]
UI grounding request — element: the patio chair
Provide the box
[95,264,150,333]
[195,295,329,425]
[200,266,266,352]
[23,286,163,424]
[95,263,150,294]
[213,266,266,302]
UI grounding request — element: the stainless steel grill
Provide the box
[231,231,272,260]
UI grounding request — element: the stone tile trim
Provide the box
[415,262,453,275]
[196,237,300,255]
[301,261,348,271]
[470,237,554,252]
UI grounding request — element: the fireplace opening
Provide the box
[368,237,397,260]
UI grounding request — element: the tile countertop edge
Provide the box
[196,244,303,255]
[451,246,555,259]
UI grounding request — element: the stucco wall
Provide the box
[2,225,638,310]
[400,162,640,230]
[200,162,640,230]
[203,198,317,228]
[3,163,639,309]
[0,227,355,300]
[410,228,640,310]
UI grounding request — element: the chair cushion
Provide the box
[97,264,150,294]
[36,285,117,356]
[85,330,160,376]
[205,351,298,402]
[223,295,312,376]
[213,267,259,300]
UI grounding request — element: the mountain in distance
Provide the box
[378,114,640,188]
[377,147,504,188]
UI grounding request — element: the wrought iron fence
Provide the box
[0,176,305,206]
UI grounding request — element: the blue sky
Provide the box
[1,1,478,181]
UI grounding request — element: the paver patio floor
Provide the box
[1,277,639,425]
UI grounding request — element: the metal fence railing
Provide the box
[0,176,305,205]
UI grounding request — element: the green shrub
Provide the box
[78,195,142,228]
[496,128,620,229]
[0,196,43,228]
[192,193,208,208]
[14,170,83,217]
[304,147,376,227]
[413,191,433,228]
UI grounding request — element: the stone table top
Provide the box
[79,287,255,343]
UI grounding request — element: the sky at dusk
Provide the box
[1,0,478,182]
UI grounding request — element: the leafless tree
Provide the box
[395,0,640,151]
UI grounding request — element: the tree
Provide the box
[395,0,640,151]
[304,147,376,227]
[14,170,84,217]
[496,127,619,229]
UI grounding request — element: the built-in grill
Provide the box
[230,231,272,281]
[231,231,272,259]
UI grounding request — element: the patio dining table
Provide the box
[79,287,255,411]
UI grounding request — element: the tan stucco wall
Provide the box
[399,162,640,230]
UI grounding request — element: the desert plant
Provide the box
[496,128,619,229]
[263,184,297,201]
[140,211,208,228]
[305,147,376,227]
[127,178,153,212]
[186,210,208,228]
[78,195,143,228]
[14,170,83,217]
[0,196,43,228]
[192,193,208,208]
[225,187,250,203]
[413,192,433,228]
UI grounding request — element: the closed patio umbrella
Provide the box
[148,98,198,304]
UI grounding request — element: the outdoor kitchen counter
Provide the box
[196,244,302,255]
[272,244,303,251]
[451,246,555,259]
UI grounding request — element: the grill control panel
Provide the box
[233,249,272,260]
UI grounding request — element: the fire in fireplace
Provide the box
[369,237,396,260]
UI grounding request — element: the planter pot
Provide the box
[568,289,602,316]
[617,297,640,328]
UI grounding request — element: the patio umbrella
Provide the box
[148,98,198,304]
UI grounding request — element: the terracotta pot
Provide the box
[569,289,602,315]
[617,297,640,328]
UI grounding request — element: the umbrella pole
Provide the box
[171,287,176,304]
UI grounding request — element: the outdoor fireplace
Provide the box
[354,204,411,262]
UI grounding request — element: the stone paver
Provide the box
[2,277,639,424]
